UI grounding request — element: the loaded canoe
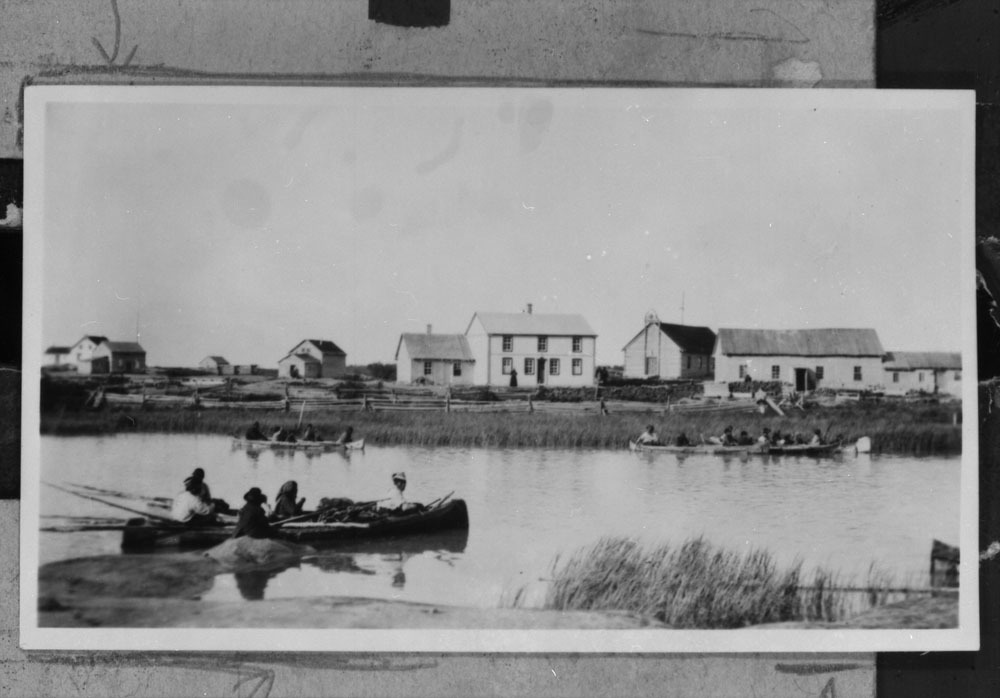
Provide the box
[232,437,365,451]
[629,440,851,456]
[121,498,468,551]
[628,441,768,455]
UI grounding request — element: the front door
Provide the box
[537,357,546,385]
[794,368,816,392]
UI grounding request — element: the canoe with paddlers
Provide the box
[231,437,366,451]
[119,496,469,550]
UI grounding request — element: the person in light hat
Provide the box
[377,472,420,512]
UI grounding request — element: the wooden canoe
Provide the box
[121,498,469,550]
[232,437,365,451]
[628,441,768,455]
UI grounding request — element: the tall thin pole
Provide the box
[680,292,685,325]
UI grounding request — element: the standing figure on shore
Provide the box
[509,368,518,387]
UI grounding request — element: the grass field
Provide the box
[38,399,961,454]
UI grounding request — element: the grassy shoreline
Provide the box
[39,401,961,454]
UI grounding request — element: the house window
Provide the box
[853,366,862,381]
[893,372,900,383]
[710,357,715,372]
[572,337,582,353]
[771,365,780,380]
[572,359,583,375]
[816,366,824,380]
[686,356,691,369]
[954,371,961,380]
[502,335,513,352]
[502,358,513,375]
[525,358,535,375]
[538,336,548,352]
[453,362,462,377]
[918,372,924,383]
[424,361,432,376]
[550,358,560,376]
[738,365,747,379]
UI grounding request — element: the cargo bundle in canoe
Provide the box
[232,437,365,451]
[121,498,469,551]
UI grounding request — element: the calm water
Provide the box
[38,434,961,608]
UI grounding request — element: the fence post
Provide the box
[528,394,534,413]
[362,395,370,412]
[445,394,451,413]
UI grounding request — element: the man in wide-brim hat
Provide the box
[233,487,273,539]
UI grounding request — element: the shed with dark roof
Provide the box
[91,340,146,374]
[622,317,717,380]
[278,339,347,378]
[883,351,962,396]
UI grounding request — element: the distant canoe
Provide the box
[121,498,468,551]
[628,441,767,455]
[629,440,857,457]
[232,438,365,451]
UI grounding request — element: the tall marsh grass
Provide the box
[38,401,961,454]
[508,536,920,628]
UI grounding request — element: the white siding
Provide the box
[714,351,884,390]
[885,368,962,397]
[623,325,683,379]
[465,318,491,385]
[396,343,414,383]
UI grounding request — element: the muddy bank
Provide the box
[38,549,662,630]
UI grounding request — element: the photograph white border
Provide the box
[20,85,978,652]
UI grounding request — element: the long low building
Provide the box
[883,351,962,396]
[713,328,886,391]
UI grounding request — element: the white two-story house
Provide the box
[464,307,597,387]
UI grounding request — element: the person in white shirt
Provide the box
[636,424,660,445]
[377,472,420,513]
[171,479,217,524]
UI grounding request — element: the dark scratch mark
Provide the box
[877,0,963,25]
[92,0,139,67]
[774,663,866,675]
[636,7,809,45]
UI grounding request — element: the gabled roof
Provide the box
[72,335,108,349]
[716,328,885,357]
[291,339,346,356]
[466,312,597,337]
[623,322,716,353]
[101,341,146,354]
[202,355,229,365]
[396,334,475,361]
[45,346,71,354]
[883,351,961,371]
[279,352,321,364]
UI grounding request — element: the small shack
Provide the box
[199,355,230,374]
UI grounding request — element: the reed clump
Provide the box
[516,536,915,628]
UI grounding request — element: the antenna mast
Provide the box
[680,292,685,325]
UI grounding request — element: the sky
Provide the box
[33,88,973,367]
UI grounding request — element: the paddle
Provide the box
[65,481,172,504]
[422,491,455,511]
[44,481,178,524]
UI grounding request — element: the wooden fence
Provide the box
[101,389,762,416]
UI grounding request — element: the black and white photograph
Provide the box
[20,85,977,652]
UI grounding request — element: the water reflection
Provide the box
[232,530,469,600]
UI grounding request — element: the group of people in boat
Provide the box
[169,467,421,538]
[243,421,354,445]
[635,424,833,448]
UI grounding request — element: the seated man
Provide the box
[376,472,421,513]
[675,432,691,447]
[233,487,273,539]
[636,424,660,445]
[300,424,319,442]
[171,478,218,526]
[244,421,267,441]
